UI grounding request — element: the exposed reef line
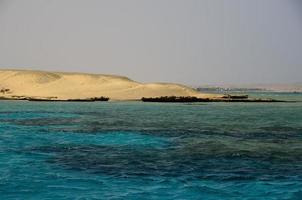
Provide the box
[0,96,109,102]
[141,96,295,103]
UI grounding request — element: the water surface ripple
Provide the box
[0,94,302,199]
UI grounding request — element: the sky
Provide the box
[0,0,301,85]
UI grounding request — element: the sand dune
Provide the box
[0,69,215,100]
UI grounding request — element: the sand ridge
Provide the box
[0,69,216,100]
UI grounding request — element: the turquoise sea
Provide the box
[0,92,302,199]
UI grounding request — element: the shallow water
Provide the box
[0,93,302,199]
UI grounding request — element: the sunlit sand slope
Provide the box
[0,69,215,100]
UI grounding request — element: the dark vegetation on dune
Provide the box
[0,88,10,94]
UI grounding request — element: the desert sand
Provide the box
[0,69,216,101]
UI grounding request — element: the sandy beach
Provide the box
[0,69,217,101]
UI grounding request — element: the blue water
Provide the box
[1,93,302,199]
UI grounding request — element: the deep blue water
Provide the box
[1,93,302,199]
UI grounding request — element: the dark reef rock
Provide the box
[142,96,211,102]
[222,94,249,99]
[28,96,110,102]
[0,96,109,102]
[141,96,290,103]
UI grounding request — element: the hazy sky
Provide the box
[0,0,301,85]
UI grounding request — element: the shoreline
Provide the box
[0,96,109,102]
[141,96,296,103]
[0,96,298,103]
